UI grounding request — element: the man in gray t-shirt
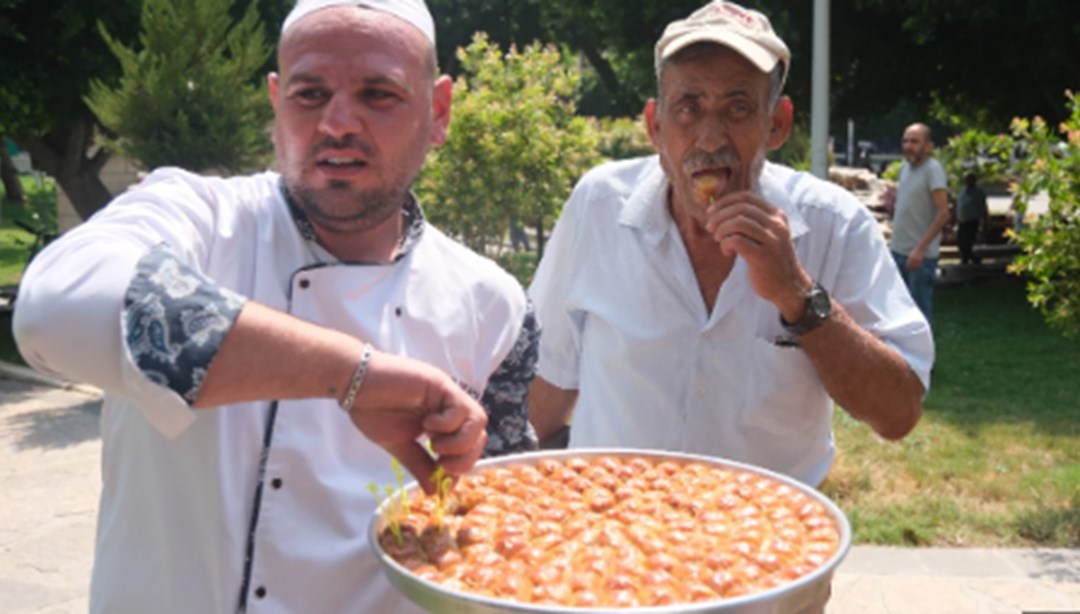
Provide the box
[889,122,950,326]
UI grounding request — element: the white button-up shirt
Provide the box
[530,157,933,486]
[15,169,531,613]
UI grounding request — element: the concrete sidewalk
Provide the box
[1,370,101,614]
[831,547,1080,613]
[2,367,1078,614]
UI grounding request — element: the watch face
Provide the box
[809,287,831,316]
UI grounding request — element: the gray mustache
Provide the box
[683,149,739,174]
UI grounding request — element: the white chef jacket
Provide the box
[14,168,530,613]
[529,157,933,486]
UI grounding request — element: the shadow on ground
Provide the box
[1026,549,1080,583]
[1,379,101,451]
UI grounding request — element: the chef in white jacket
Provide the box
[12,1,539,612]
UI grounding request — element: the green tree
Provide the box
[526,0,720,116]
[835,0,1080,132]
[523,0,1077,136]
[1009,92,1080,338]
[427,0,545,76]
[416,34,601,257]
[86,0,274,174]
[0,0,142,219]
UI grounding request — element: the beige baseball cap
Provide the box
[281,0,436,47]
[655,1,790,83]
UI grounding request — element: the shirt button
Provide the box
[395,306,403,317]
[696,387,706,398]
[271,478,283,490]
[298,278,310,289]
[255,586,267,599]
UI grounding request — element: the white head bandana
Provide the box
[281,0,436,47]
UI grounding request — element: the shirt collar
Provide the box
[758,162,809,240]
[278,177,425,263]
[619,157,673,245]
[619,157,809,243]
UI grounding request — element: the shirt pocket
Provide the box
[739,337,829,434]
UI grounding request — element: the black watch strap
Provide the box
[780,282,831,336]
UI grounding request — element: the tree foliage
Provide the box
[938,129,1018,191]
[416,34,602,256]
[835,0,1080,132]
[944,92,1080,337]
[86,0,274,174]
[0,0,140,134]
[0,0,142,218]
[1009,92,1080,338]
[522,0,1078,136]
[594,116,652,162]
[427,0,545,76]
[5,0,1075,219]
[526,0,775,116]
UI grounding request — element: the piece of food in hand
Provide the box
[693,174,724,205]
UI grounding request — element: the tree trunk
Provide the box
[16,114,113,221]
[534,215,546,260]
[0,134,26,205]
[570,31,625,105]
[52,169,115,220]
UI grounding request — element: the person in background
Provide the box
[528,0,930,497]
[890,122,951,325]
[13,1,538,612]
[956,172,988,265]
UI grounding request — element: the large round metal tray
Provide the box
[369,448,851,613]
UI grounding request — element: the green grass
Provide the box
[0,223,34,289]
[1,174,57,364]
[821,274,1080,547]
[0,220,35,365]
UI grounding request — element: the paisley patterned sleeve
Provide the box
[123,244,246,405]
[480,301,541,456]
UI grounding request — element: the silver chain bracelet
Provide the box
[339,342,374,412]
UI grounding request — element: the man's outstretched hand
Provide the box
[344,351,488,494]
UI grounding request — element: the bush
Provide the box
[880,160,904,182]
[417,34,602,256]
[768,116,812,171]
[595,116,652,162]
[1009,91,1080,338]
[940,129,1019,190]
[495,250,539,288]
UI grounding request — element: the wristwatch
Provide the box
[780,282,832,336]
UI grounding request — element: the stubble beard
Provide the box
[288,180,409,234]
[904,147,928,166]
[279,130,425,235]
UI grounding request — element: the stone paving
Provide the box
[2,367,1078,614]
